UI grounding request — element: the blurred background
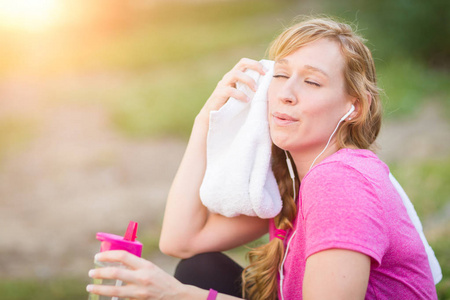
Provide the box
[0,0,448,299]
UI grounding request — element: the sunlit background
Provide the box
[0,0,61,32]
[0,0,449,299]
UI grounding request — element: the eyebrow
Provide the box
[275,59,329,78]
[304,65,329,78]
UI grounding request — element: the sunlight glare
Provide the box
[0,0,60,32]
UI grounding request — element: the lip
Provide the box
[272,112,299,126]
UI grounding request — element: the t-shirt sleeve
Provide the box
[302,161,389,266]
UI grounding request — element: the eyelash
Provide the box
[273,75,288,79]
[273,75,321,87]
[306,81,320,87]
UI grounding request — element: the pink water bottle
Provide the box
[88,221,143,300]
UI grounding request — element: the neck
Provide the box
[290,142,340,180]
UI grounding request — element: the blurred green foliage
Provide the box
[63,0,448,138]
[377,58,450,118]
[89,0,292,70]
[1,0,449,138]
[324,0,450,118]
[325,0,450,67]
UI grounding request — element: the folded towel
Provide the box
[199,59,441,284]
[200,59,281,218]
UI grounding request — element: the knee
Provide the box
[174,252,243,297]
[175,252,228,278]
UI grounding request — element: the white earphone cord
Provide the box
[281,151,297,300]
[280,121,339,300]
[279,106,353,300]
[308,118,343,171]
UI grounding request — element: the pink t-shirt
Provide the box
[269,148,437,299]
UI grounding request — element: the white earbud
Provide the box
[285,151,295,180]
[340,104,355,121]
[284,150,297,201]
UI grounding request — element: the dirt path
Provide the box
[0,77,449,280]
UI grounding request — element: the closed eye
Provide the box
[273,74,289,79]
[305,80,320,87]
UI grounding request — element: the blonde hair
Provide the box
[242,16,382,300]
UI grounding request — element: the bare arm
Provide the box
[87,250,245,299]
[302,249,370,300]
[159,58,269,258]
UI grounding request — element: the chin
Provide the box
[269,124,298,151]
[270,135,291,152]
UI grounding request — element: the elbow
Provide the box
[159,237,196,259]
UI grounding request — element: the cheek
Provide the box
[267,83,276,103]
[266,89,277,117]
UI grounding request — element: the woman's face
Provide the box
[268,38,355,154]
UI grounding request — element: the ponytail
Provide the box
[242,145,298,300]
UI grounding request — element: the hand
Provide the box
[87,250,186,300]
[198,58,266,122]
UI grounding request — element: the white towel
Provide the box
[199,59,441,284]
[200,59,281,218]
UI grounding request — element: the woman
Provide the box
[87,17,437,299]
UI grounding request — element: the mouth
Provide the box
[272,112,298,126]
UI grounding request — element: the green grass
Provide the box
[0,278,89,300]
[433,228,450,300]
[389,157,450,220]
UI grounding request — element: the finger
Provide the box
[89,266,141,285]
[221,86,250,103]
[221,70,257,92]
[87,282,137,299]
[234,58,267,76]
[95,250,152,270]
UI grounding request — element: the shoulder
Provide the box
[300,149,389,215]
[303,148,389,188]
[299,150,391,264]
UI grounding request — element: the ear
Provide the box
[347,97,358,121]
[349,92,371,120]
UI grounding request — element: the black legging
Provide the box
[174,252,243,298]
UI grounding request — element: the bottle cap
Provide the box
[96,221,143,257]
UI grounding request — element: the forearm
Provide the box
[159,113,210,257]
[88,251,246,300]
[160,59,266,257]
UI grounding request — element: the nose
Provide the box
[276,79,298,105]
